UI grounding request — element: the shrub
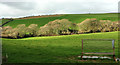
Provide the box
[100,20,114,32]
[77,18,102,33]
[27,24,38,36]
[8,29,18,38]
[2,26,12,34]
[6,24,27,38]
[2,24,39,38]
[37,19,78,36]
[15,24,27,38]
[111,22,120,31]
[2,26,12,37]
[68,23,79,34]
[37,26,54,36]
[25,28,33,36]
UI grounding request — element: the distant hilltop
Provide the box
[1,12,119,20]
[1,14,63,20]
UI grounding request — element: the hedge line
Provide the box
[1,18,119,38]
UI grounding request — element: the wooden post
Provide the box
[112,40,117,62]
[81,39,83,60]
[113,48,117,62]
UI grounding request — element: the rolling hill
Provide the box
[2,13,118,28]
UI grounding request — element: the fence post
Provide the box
[112,40,117,62]
[81,39,83,60]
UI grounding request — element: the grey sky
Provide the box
[0,0,119,18]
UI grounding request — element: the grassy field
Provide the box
[3,13,118,28]
[2,31,119,63]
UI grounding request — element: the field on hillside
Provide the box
[2,13,118,28]
[2,31,119,63]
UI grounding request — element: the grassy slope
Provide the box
[2,31,119,63]
[2,19,10,23]
[3,13,118,28]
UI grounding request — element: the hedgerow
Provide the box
[1,18,119,38]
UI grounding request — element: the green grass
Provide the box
[3,13,118,28]
[2,31,119,63]
[83,40,114,53]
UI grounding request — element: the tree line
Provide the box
[1,18,119,38]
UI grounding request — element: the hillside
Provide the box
[2,13,118,28]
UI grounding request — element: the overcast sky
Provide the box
[0,0,119,18]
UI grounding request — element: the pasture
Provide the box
[2,31,119,63]
[3,13,118,28]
